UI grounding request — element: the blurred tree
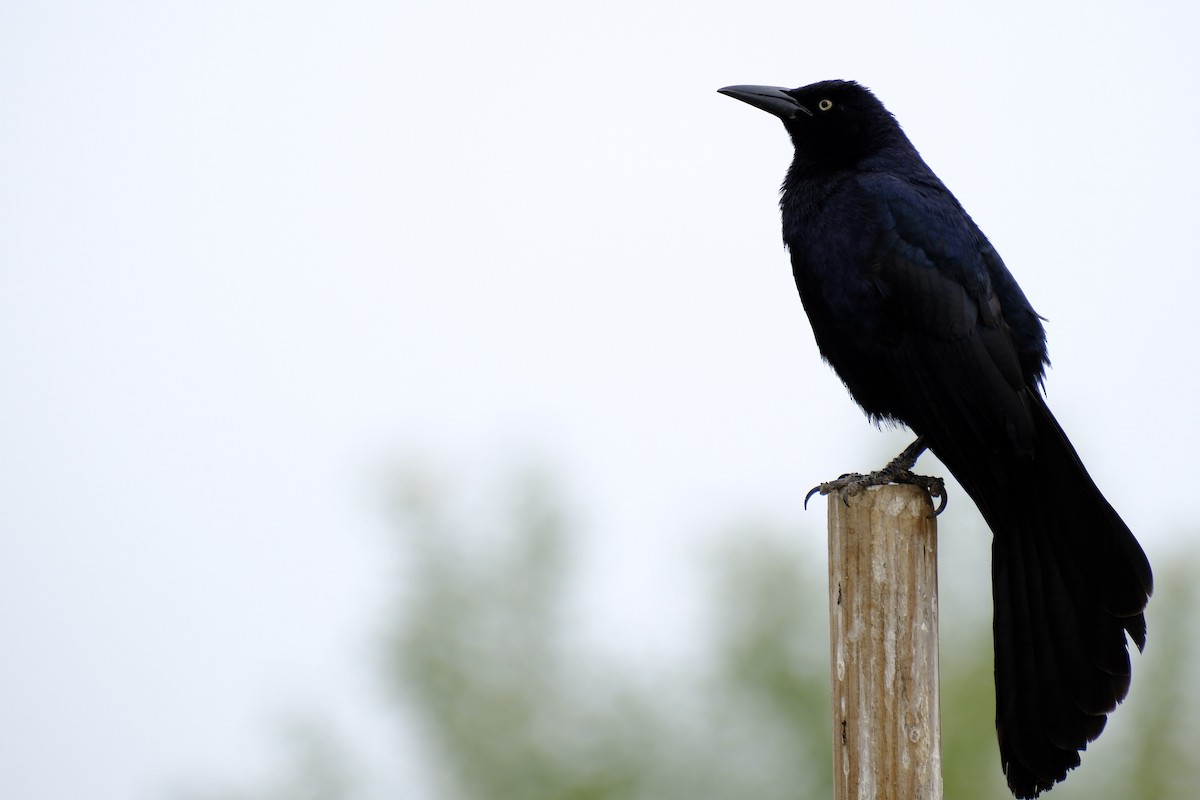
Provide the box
[390,470,666,800]
[183,472,1200,800]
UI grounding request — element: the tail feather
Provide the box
[931,393,1151,798]
[992,529,1083,795]
[1031,399,1152,622]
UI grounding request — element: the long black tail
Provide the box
[936,394,1152,798]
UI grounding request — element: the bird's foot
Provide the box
[804,467,947,515]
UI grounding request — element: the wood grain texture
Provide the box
[828,483,942,800]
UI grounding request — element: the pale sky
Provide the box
[2,1,1198,798]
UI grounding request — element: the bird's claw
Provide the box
[804,468,948,517]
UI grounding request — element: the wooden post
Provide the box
[827,483,942,800]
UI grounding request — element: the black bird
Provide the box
[719,80,1152,798]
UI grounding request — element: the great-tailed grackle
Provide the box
[719,80,1152,798]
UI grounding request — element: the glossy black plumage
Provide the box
[720,80,1152,798]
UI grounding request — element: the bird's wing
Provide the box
[865,184,1036,465]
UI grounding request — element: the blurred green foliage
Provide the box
[188,472,1200,800]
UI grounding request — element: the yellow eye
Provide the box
[818,98,834,112]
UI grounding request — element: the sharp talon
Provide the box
[804,484,822,509]
[805,461,947,519]
[931,480,948,516]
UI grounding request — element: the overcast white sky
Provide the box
[2,1,1198,798]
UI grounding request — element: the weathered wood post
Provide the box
[827,483,942,800]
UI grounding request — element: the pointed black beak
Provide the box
[718,85,811,120]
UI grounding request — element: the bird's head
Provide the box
[718,80,906,170]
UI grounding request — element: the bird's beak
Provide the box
[718,85,812,120]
